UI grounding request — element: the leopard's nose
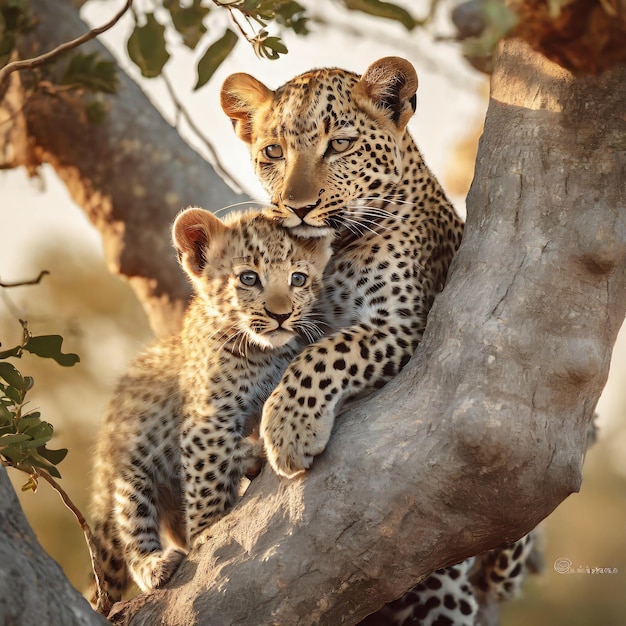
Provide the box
[287,204,317,219]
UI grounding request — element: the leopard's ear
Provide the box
[172,207,227,278]
[220,73,274,144]
[298,235,333,271]
[355,57,418,130]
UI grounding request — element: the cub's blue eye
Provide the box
[240,271,259,286]
[290,272,307,287]
[262,144,283,160]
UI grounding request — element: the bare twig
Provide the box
[0,270,50,288]
[0,0,133,88]
[161,70,242,193]
[34,469,112,616]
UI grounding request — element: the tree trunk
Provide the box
[107,38,626,626]
[0,0,245,337]
[0,466,108,626]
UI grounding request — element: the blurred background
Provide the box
[1,1,624,623]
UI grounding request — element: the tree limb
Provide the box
[109,38,626,626]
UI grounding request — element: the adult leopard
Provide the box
[221,57,532,624]
[221,56,463,478]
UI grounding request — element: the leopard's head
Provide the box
[221,57,418,238]
[173,207,332,350]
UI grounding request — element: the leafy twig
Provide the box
[161,71,241,193]
[0,0,133,88]
[29,468,111,615]
[0,270,50,288]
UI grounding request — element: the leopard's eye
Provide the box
[262,144,284,160]
[239,271,259,286]
[328,138,354,155]
[290,272,308,287]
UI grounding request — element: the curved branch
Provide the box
[34,469,111,616]
[0,270,49,288]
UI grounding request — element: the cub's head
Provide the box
[220,57,418,237]
[173,207,332,350]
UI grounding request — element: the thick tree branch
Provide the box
[107,37,626,626]
[3,0,245,337]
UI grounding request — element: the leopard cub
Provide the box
[89,207,332,603]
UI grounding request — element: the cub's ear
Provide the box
[172,207,226,277]
[355,57,418,130]
[220,73,274,144]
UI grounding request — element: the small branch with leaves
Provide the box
[0,317,110,613]
[35,468,112,615]
[0,0,133,88]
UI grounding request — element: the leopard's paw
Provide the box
[260,394,334,479]
[132,547,186,592]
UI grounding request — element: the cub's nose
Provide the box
[265,308,292,326]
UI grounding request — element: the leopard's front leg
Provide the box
[260,324,408,478]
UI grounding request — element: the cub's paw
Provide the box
[260,394,334,479]
[133,547,186,591]
[244,436,266,479]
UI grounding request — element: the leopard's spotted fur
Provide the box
[221,57,537,624]
[89,208,331,603]
[222,57,462,479]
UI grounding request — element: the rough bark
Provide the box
[108,38,626,626]
[0,0,245,337]
[0,466,108,626]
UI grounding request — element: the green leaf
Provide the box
[62,52,118,94]
[4,385,22,404]
[0,432,30,445]
[194,28,238,91]
[165,0,210,50]
[21,420,53,441]
[0,404,12,423]
[0,446,22,464]
[0,362,25,390]
[16,415,42,432]
[84,100,108,125]
[0,344,22,360]
[127,13,170,78]
[342,0,417,30]
[37,446,68,466]
[273,0,308,34]
[23,335,79,367]
[261,36,287,57]
[21,436,55,449]
[28,455,62,478]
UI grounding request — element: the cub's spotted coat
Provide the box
[89,208,331,603]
